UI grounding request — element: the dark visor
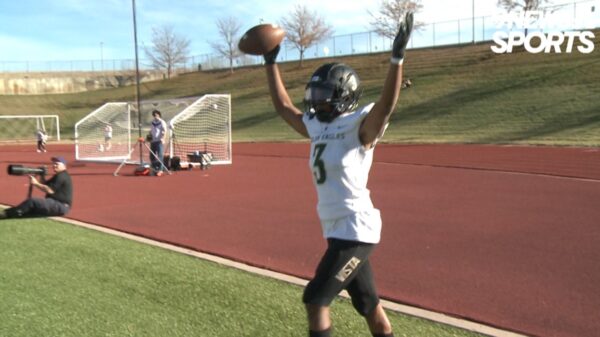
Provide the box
[304,85,336,104]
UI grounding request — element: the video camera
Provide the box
[7,164,47,178]
[8,165,48,198]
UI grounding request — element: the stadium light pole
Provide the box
[100,42,104,71]
[472,0,475,44]
[131,0,143,165]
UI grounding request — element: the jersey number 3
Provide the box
[312,143,327,184]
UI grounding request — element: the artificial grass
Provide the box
[0,217,483,337]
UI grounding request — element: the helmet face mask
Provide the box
[304,63,362,123]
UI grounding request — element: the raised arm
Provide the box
[359,12,414,148]
[264,46,309,138]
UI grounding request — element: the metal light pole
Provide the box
[100,42,104,71]
[131,0,143,165]
[472,0,475,44]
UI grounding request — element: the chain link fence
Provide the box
[1,0,597,74]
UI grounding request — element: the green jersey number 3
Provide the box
[312,143,327,184]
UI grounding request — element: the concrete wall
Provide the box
[0,71,166,95]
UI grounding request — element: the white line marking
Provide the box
[378,161,600,183]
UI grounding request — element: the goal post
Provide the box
[74,103,132,162]
[0,115,60,143]
[169,94,232,165]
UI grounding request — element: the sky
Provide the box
[0,0,596,63]
[0,0,507,62]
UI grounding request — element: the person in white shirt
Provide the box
[149,110,168,174]
[104,123,113,150]
[262,12,413,337]
[36,129,47,153]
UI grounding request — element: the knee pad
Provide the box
[302,286,312,304]
[303,281,335,306]
[351,293,379,316]
[302,282,321,305]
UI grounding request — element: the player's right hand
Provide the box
[392,12,414,62]
[264,45,280,65]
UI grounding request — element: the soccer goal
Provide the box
[169,94,232,165]
[75,94,232,165]
[74,103,132,162]
[0,115,60,143]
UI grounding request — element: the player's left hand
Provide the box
[392,12,414,62]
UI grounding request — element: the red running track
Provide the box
[1,143,599,337]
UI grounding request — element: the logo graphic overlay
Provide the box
[491,10,596,54]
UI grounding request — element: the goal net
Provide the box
[169,94,232,165]
[0,115,60,143]
[74,103,131,162]
[75,94,231,166]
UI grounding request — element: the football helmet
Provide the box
[304,63,362,123]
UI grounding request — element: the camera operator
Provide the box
[1,157,72,219]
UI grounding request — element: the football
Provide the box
[238,23,285,55]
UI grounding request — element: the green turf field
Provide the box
[1,37,599,146]
[0,217,484,337]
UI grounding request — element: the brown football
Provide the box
[238,24,285,55]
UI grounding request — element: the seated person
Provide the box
[1,157,73,219]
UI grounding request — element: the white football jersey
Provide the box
[303,103,383,243]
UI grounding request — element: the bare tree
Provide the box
[210,16,243,74]
[497,0,552,12]
[144,25,190,79]
[368,0,425,39]
[280,5,333,67]
[369,0,424,40]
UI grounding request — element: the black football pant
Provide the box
[303,238,380,316]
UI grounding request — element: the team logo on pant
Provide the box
[336,257,361,282]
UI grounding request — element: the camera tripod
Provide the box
[113,137,171,176]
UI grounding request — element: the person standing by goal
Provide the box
[149,110,167,175]
[263,12,413,337]
[104,123,113,151]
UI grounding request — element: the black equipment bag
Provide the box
[170,156,181,171]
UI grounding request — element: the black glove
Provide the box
[264,45,280,65]
[391,12,414,63]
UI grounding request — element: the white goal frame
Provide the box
[0,115,61,143]
[169,94,232,165]
[74,103,132,162]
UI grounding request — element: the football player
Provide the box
[263,12,414,337]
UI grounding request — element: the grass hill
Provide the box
[1,37,599,146]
